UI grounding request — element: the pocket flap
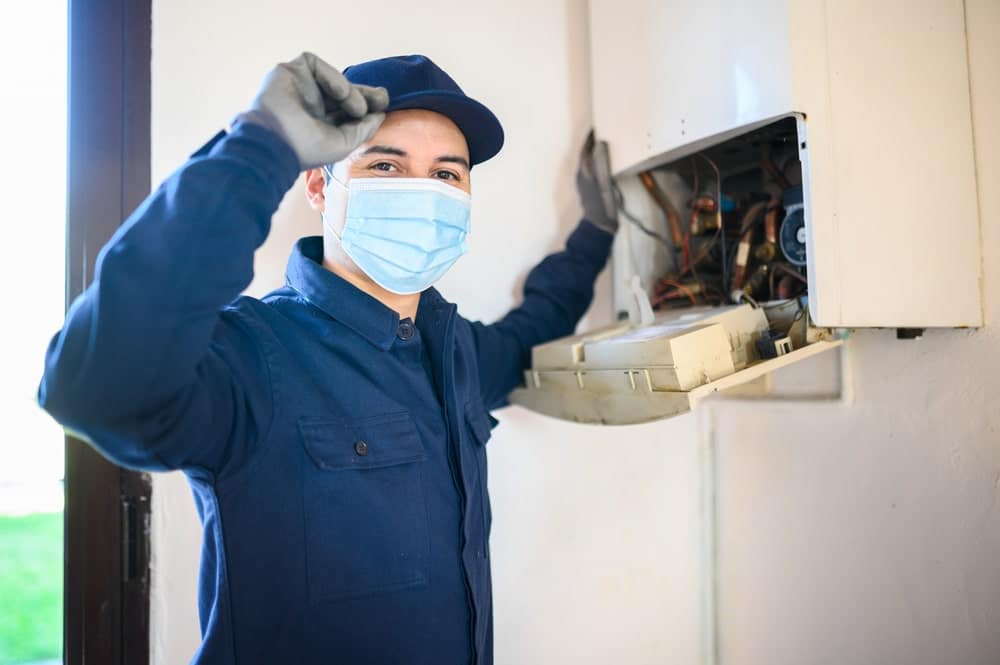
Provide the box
[465,401,499,446]
[298,412,426,471]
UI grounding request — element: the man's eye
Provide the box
[372,162,396,172]
[434,170,458,181]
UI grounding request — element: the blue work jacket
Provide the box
[38,122,612,664]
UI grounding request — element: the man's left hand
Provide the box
[575,130,618,234]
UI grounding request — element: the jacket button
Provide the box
[354,440,369,456]
[397,319,415,340]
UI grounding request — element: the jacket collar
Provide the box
[285,236,454,350]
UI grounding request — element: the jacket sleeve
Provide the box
[37,121,300,475]
[469,219,613,411]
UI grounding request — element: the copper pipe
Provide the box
[769,262,807,300]
[776,274,806,300]
[754,242,778,263]
[741,264,769,300]
[731,202,768,293]
[689,195,718,235]
[639,171,684,247]
[776,275,795,300]
[759,200,781,263]
[764,205,779,245]
[731,233,753,293]
[737,201,769,236]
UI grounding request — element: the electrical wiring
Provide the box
[615,166,720,300]
[616,179,663,318]
[773,262,808,284]
[652,279,698,305]
[612,180,672,246]
[681,230,691,272]
[628,119,818,308]
[676,220,723,280]
[785,302,810,343]
[684,229,715,303]
[624,132,808,309]
[694,152,727,293]
[638,171,684,247]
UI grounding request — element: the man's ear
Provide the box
[304,168,326,212]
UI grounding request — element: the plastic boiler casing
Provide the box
[510,0,983,425]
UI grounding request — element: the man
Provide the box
[39,52,617,664]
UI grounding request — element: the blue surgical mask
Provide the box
[323,171,471,295]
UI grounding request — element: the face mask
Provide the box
[323,170,471,295]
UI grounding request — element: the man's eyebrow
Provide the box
[436,154,471,170]
[360,145,470,170]
[361,145,408,157]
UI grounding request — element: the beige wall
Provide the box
[150,1,1000,664]
[150,2,705,664]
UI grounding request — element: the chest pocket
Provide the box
[298,411,429,603]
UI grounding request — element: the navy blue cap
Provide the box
[343,55,504,166]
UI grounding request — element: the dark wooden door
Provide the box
[65,0,152,662]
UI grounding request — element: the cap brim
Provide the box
[387,90,504,166]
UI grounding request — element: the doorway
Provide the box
[0,3,68,663]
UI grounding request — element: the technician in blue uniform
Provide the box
[39,53,617,664]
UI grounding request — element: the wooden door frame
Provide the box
[64,0,152,662]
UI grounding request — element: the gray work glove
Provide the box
[576,130,618,234]
[234,52,389,170]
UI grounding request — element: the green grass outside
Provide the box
[0,512,62,665]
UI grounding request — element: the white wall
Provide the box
[151,2,1000,664]
[150,2,705,664]
[709,1,1000,663]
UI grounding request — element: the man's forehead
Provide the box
[371,109,470,157]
